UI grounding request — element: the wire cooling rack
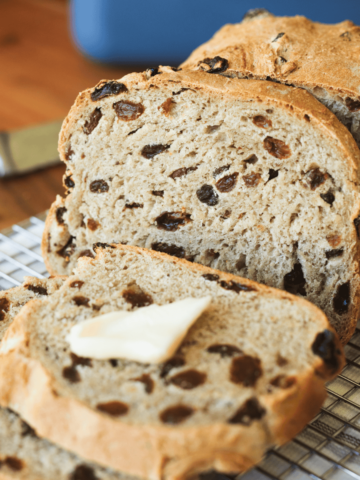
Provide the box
[1,215,360,480]
[0,214,48,290]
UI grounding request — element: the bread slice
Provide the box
[42,68,360,344]
[0,276,65,338]
[181,11,360,148]
[0,245,344,480]
[0,407,139,480]
[0,278,141,480]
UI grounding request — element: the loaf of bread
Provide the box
[0,278,141,480]
[42,68,360,343]
[181,10,360,148]
[0,245,344,480]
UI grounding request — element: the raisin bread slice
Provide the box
[0,276,65,340]
[0,407,139,480]
[42,69,360,344]
[0,245,344,480]
[181,11,360,148]
[0,279,141,480]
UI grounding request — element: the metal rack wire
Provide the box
[1,215,360,480]
[0,214,48,290]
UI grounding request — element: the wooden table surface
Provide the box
[0,0,144,230]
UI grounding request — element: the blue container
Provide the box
[70,0,360,66]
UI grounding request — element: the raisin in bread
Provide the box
[0,280,141,480]
[181,11,360,148]
[42,69,360,344]
[0,245,344,480]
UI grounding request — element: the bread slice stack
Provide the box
[42,67,360,344]
[0,10,359,480]
[0,245,344,480]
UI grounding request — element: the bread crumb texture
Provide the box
[43,69,360,344]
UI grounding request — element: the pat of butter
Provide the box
[66,296,211,363]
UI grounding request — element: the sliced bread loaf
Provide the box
[0,279,140,480]
[0,245,344,480]
[181,11,360,148]
[42,69,360,343]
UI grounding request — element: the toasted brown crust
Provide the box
[0,244,344,480]
[181,15,360,104]
[0,474,32,480]
[0,467,44,480]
